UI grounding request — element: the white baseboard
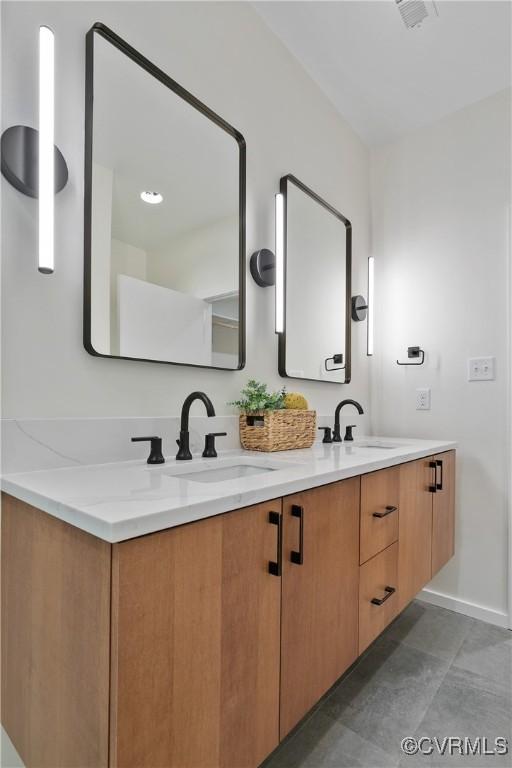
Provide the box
[419,588,510,629]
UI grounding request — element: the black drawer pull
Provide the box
[268,511,282,576]
[371,586,396,606]
[291,504,304,565]
[372,505,397,518]
[429,460,437,493]
[436,459,443,491]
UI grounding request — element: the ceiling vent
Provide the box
[395,0,438,29]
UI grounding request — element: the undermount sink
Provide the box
[354,441,401,449]
[158,456,298,484]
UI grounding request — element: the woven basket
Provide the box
[239,409,316,452]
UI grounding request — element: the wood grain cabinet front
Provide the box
[431,450,456,575]
[358,542,399,654]
[397,457,434,611]
[109,500,282,768]
[279,479,360,739]
[360,466,399,564]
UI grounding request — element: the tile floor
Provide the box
[264,601,512,768]
[1,601,510,768]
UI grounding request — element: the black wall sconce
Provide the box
[1,26,69,274]
[250,248,276,287]
[1,125,68,198]
[351,295,368,322]
[397,346,425,366]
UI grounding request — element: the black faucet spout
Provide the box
[176,392,216,460]
[333,399,364,442]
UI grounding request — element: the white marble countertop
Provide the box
[1,437,456,543]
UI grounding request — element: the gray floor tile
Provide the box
[398,666,512,767]
[321,638,449,758]
[452,620,512,691]
[264,711,398,768]
[382,602,473,662]
[1,728,24,768]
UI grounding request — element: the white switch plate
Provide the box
[468,357,496,381]
[416,388,431,410]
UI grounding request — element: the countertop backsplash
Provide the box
[1,414,333,475]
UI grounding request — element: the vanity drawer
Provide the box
[358,541,399,654]
[360,466,399,564]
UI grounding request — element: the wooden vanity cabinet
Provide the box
[1,450,456,768]
[110,499,282,768]
[279,479,360,738]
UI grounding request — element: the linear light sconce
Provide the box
[0,26,68,274]
[367,256,374,356]
[274,192,285,334]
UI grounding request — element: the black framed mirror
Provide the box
[278,175,351,383]
[84,24,246,370]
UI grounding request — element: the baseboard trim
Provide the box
[419,588,510,629]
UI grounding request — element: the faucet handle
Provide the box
[202,432,227,458]
[344,425,357,442]
[318,427,332,444]
[131,436,165,465]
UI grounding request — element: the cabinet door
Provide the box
[360,466,399,564]
[280,479,360,739]
[110,500,282,768]
[432,450,456,575]
[398,458,433,611]
[359,542,399,654]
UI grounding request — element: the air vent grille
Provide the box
[396,0,429,29]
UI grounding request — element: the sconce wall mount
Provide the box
[250,248,276,287]
[351,294,368,322]
[1,124,68,198]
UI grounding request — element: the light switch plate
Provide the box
[468,357,496,381]
[416,388,431,410]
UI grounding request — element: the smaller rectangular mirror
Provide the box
[278,175,351,383]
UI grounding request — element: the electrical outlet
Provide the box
[468,357,495,381]
[416,388,431,410]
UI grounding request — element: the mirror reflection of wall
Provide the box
[281,176,351,384]
[86,26,244,370]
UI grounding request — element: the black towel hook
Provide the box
[397,346,425,366]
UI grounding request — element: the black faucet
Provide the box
[176,391,216,460]
[333,399,364,442]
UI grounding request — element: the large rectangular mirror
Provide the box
[84,24,245,370]
[278,175,351,383]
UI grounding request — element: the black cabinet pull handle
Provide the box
[371,586,396,605]
[291,504,304,565]
[436,459,443,491]
[372,505,398,518]
[268,511,282,576]
[429,460,437,493]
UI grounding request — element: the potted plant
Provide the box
[230,380,316,452]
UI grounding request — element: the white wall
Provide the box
[370,89,511,622]
[1,1,371,422]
